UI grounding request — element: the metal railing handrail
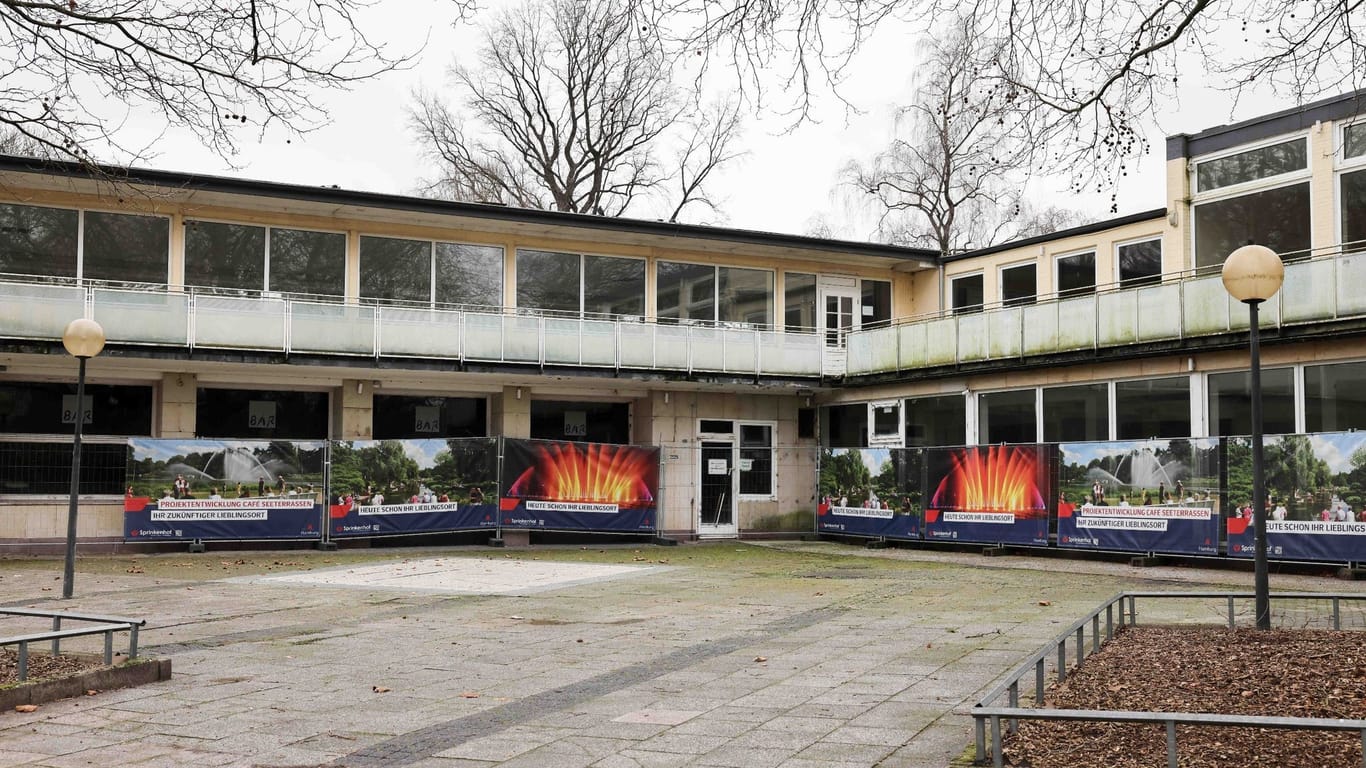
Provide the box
[1,608,145,681]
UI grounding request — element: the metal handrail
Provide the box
[1,608,145,681]
[971,591,1366,767]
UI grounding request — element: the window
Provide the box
[516,249,580,314]
[1043,384,1108,442]
[0,203,77,280]
[979,389,1037,444]
[1056,252,1095,297]
[0,381,153,436]
[738,424,773,495]
[584,255,645,317]
[1195,137,1307,192]
[718,267,773,326]
[950,273,984,313]
[869,401,902,445]
[516,250,644,317]
[1208,368,1295,436]
[1342,169,1366,254]
[185,220,265,292]
[83,211,169,285]
[195,388,330,439]
[269,228,346,299]
[373,396,487,439]
[1305,361,1366,432]
[360,236,431,304]
[1117,238,1162,287]
[1194,183,1312,268]
[435,243,503,308]
[530,400,630,443]
[904,394,965,447]
[1001,263,1036,306]
[656,262,773,326]
[861,279,892,328]
[0,441,129,495]
[1115,377,1189,439]
[1347,123,1366,160]
[784,272,817,332]
[821,404,866,447]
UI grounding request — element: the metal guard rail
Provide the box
[1,607,145,681]
[971,591,1366,768]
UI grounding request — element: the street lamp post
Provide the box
[1221,245,1285,631]
[61,317,106,599]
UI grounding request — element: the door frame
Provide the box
[818,276,861,349]
[697,438,737,537]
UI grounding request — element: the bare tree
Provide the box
[844,19,1039,256]
[1013,203,1095,240]
[411,0,743,221]
[0,0,469,165]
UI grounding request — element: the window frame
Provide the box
[79,207,173,287]
[655,259,776,328]
[1114,235,1164,288]
[736,419,777,499]
[1337,120,1366,255]
[264,223,349,299]
[516,248,648,319]
[1054,248,1097,299]
[867,400,903,447]
[1190,132,1314,270]
[949,271,985,314]
[999,261,1037,307]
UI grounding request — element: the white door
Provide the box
[819,280,860,376]
[698,441,737,537]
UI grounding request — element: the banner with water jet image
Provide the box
[816,447,922,540]
[123,439,326,541]
[326,438,499,538]
[499,439,659,533]
[921,445,1052,546]
[1057,438,1221,555]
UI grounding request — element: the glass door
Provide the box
[698,441,736,537]
[819,280,860,375]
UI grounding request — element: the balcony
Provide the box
[0,279,824,379]
[845,248,1366,376]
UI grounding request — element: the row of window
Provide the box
[949,238,1162,312]
[825,360,1366,447]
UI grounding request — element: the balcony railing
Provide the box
[846,247,1366,376]
[0,279,823,379]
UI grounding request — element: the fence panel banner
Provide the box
[1057,438,1221,555]
[817,448,922,540]
[124,439,326,541]
[499,439,659,533]
[1226,432,1366,562]
[326,438,499,538]
[922,445,1052,546]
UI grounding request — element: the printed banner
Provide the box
[922,445,1052,546]
[326,438,499,538]
[1057,439,1221,555]
[124,439,326,540]
[1226,432,1366,562]
[500,439,659,532]
[817,448,922,540]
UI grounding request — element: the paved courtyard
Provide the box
[0,541,1359,767]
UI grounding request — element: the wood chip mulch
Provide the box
[0,648,105,686]
[1001,626,1366,768]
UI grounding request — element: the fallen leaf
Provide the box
[754,656,768,663]
[1038,600,1052,606]
[509,615,524,620]
[85,690,99,696]
[372,686,391,693]
[14,704,38,713]
[461,692,480,698]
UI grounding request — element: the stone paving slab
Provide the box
[1,541,1363,767]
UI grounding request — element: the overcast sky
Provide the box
[133,3,1305,242]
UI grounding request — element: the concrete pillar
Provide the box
[159,372,196,437]
[492,385,531,438]
[337,380,374,440]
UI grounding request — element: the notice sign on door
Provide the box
[738,458,754,472]
[60,394,93,425]
[248,400,277,429]
[707,459,728,475]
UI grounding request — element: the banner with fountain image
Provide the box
[499,439,659,532]
[921,445,1053,546]
[326,438,499,537]
[1057,438,1221,555]
[1225,432,1366,562]
[123,439,326,540]
[817,448,922,540]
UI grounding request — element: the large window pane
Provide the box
[1002,263,1036,306]
[1305,361,1366,432]
[718,266,772,326]
[1043,384,1108,442]
[1118,239,1162,286]
[0,203,77,279]
[657,261,714,322]
[739,424,773,495]
[1347,123,1366,160]
[584,255,645,317]
[1194,182,1311,269]
[269,228,345,299]
[530,400,630,443]
[1343,169,1366,253]
[1196,138,1307,192]
[0,441,128,495]
[821,404,866,447]
[951,274,983,313]
[861,279,892,327]
[435,243,503,308]
[905,394,965,447]
[1057,252,1095,297]
[373,395,487,439]
[196,388,329,439]
[360,236,431,304]
[83,211,169,285]
[0,381,152,435]
[1116,377,1190,439]
[185,220,265,292]
[516,249,580,314]
[1208,368,1295,436]
[784,272,817,332]
[979,389,1036,444]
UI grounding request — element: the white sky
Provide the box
[129,3,1305,242]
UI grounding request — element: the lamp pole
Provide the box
[61,318,106,600]
[1221,245,1284,631]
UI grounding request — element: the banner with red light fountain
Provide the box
[500,439,660,533]
[922,445,1052,546]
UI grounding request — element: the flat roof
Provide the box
[942,208,1168,262]
[1166,89,1366,160]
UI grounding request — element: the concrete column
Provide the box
[159,372,196,437]
[492,385,531,438]
[337,380,374,440]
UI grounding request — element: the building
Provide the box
[1,91,1364,553]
